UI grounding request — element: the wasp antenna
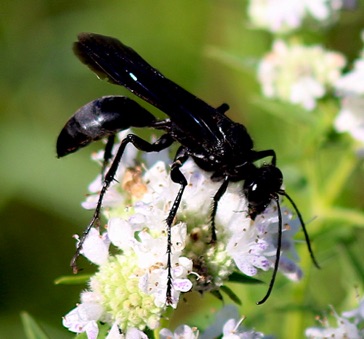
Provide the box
[257,196,282,305]
[281,191,320,269]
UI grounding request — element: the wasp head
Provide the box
[243,164,283,220]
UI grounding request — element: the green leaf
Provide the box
[97,322,112,337]
[228,271,263,284]
[220,285,242,305]
[20,312,50,339]
[54,274,91,285]
[210,289,224,302]
[341,239,364,282]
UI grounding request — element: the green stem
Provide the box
[321,151,357,206]
[321,206,364,227]
[340,241,364,282]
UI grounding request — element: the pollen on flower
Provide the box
[90,253,163,331]
[122,166,148,199]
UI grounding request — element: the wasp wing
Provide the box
[74,33,224,145]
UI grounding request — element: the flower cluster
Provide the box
[305,298,364,338]
[247,0,343,33]
[63,131,303,337]
[249,1,364,148]
[257,40,345,110]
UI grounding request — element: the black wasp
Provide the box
[57,33,319,305]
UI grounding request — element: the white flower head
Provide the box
[247,0,343,33]
[64,131,306,337]
[258,40,346,110]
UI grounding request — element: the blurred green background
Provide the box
[1,1,364,338]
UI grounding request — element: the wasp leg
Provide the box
[70,133,174,273]
[165,147,189,304]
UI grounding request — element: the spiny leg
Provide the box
[257,195,282,305]
[210,177,229,243]
[71,133,174,273]
[165,147,189,304]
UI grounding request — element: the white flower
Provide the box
[160,325,199,339]
[200,305,268,339]
[106,324,148,339]
[258,40,346,110]
[247,0,343,33]
[76,227,110,266]
[305,300,364,338]
[160,305,269,339]
[342,298,364,323]
[334,32,364,144]
[335,60,364,95]
[227,206,303,281]
[305,317,361,338]
[63,302,102,339]
[222,318,265,339]
[334,96,364,143]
